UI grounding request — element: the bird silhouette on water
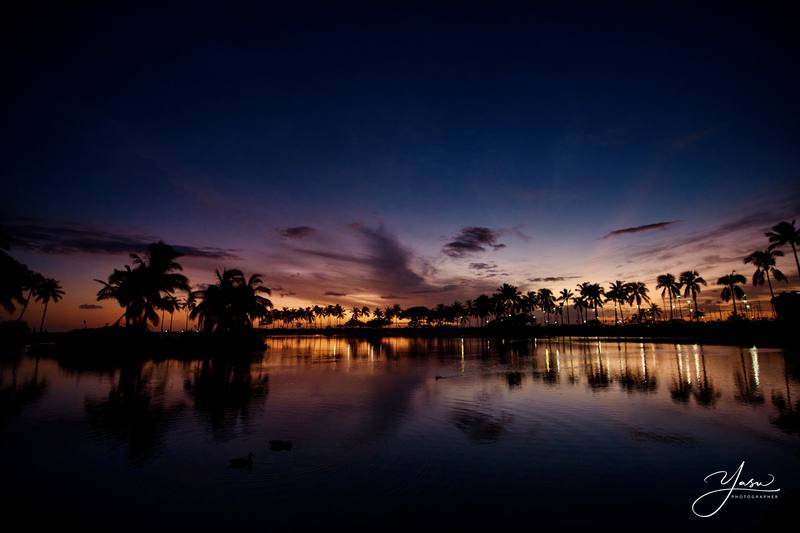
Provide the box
[269,440,293,451]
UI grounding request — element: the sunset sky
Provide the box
[2,4,799,329]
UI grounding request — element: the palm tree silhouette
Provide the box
[190,269,272,333]
[15,271,44,322]
[765,219,800,279]
[625,281,650,322]
[95,242,189,329]
[656,274,680,320]
[573,295,588,323]
[744,249,787,299]
[537,288,556,324]
[35,278,64,332]
[648,303,663,323]
[678,270,707,321]
[578,282,604,321]
[605,281,628,324]
[717,272,747,317]
[558,289,574,324]
[496,283,521,316]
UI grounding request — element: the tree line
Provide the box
[1,219,798,332]
[0,227,64,331]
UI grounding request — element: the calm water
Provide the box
[1,337,798,531]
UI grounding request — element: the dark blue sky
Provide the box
[3,3,799,327]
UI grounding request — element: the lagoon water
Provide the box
[1,337,798,530]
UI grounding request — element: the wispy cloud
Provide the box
[78,303,103,310]
[468,262,497,270]
[4,218,240,259]
[278,226,317,239]
[603,221,678,239]
[443,227,506,258]
[528,276,581,283]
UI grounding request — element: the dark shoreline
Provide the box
[0,320,794,358]
[253,321,796,349]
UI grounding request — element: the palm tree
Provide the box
[16,271,45,322]
[678,270,707,321]
[744,249,787,299]
[558,289,574,324]
[163,295,181,332]
[605,281,628,324]
[0,255,28,314]
[474,294,491,326]
[648,303,663,324]
[717,272,747,317]
[625,281,650,322]
[579,282,604,321]
[766,220,800,279]
[656,274,680,320]
[334,304,345,326]
[95,242,189,329]
[537,288,556,324]
[573,296,588,323]
[350,306,361,322]
[390,304,402,328]
[190,269,272,333]
[36,278,64,332]
[496,283,521,316]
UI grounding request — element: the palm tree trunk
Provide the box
[792,242,800,280]
[16,290,33,321]
[766,271,775,299]
[692,293,699,321]
[731,286,738,316]
[39,301,49,333]
[169,312,174,332]
[668,292,673,320]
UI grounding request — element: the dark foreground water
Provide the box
[1,337,798,531]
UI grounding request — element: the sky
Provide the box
[2,3,799,330]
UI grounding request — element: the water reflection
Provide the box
[183,358,269,440]
[84,361,185,462]
[0,356,47,422]
[1,337,798,531]
[734,347,765,405]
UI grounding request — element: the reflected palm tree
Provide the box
[183,358,269,439]
[84,362,185,461]
[584,343,612,389]
[770,352,800,435]
[670,348,693,403]
[733,348,764,405]
[692,346,720,407]
[618,345,658,393]
[0,357,48,423]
